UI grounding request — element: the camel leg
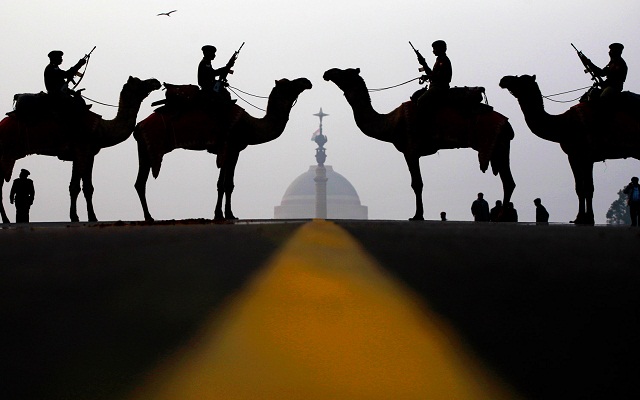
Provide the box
[134,141,154,221]
[69,161,81,222]
[404,154,424,221]
[223,151,239,220]
[1,178,9,223]
[214,151,239,221]
[81,156,97,222]
[495,141,516,206]
[568,156,595,225]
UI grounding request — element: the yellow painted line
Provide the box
[129,219,518,399]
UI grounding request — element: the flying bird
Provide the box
[157,10,177,17]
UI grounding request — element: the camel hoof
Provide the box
[409,216,424,221]
[214,211,225,221]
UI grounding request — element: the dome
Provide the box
[274,165,368,219]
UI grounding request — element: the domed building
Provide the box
[274,108,368,220]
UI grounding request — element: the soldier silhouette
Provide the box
[198,45,234,104]
[44,50,89,116]
[582,43,627,101]
[414,40,452,113]
[9,169,35,223]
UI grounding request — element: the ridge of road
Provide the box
[129,219,517,399]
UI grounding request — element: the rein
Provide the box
[82,94,118,108]
[228,87,266,112]
[542,85,591,103]
[368,77,421,92]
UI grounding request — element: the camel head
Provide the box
[323,68,364,91]
[499,74,538,99]
[121,76,162,104]
[267,77,312,110]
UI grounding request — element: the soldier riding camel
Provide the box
[44,49,92,118]
[412,40,452,112]
[198,44,242,106]
[575,42,627,103]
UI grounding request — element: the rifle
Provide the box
[69,46,96,90]
[409,41,430,74]
[213,42,245,93]
[571,43,603,86]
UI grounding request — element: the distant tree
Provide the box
[606,189,631,225]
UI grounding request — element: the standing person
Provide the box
[440,211,447,221]
[623,177,640,226]
[533,198,549,224]
[471,192,490,222]
[489,200,503,222]
[9,169,35,223]
[504,202,518,222]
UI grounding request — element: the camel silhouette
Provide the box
[323,68,515,220]
[133,77,312,221]
[0,77,161,223]
[499,74,640,224]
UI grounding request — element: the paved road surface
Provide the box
[1,220,639,399]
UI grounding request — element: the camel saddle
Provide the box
[10,92,93,125]
[10,92,50,121]
[411,86,493,114]
[153,83,234,112]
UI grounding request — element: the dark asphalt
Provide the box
[1,220,640,399]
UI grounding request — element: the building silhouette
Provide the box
[274,108,368,220]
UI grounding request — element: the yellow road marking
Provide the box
[130,219,518,399]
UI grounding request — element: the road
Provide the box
[1,219,639,399]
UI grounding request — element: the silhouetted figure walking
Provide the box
[534,198,549,224]
[440,211,447,221]
[10,169,35,223]
[489,200,503,222]
[504,202,518,222]
[623,177,640,226]
[471,192,490,222]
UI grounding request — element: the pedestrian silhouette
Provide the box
[10,169,35,223]
[534,198,549,224]
[504,202,518,222]
[440,211,447,221]
[623,177,640,226]
[489,200,503,222]
[471,192,490,222]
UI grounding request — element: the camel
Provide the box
[499,74,640,224]
[323,68,515,220]
[133,77,312,221]
[0,77,161,223]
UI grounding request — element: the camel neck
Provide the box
[515,88,566,144]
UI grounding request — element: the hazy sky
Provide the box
[2,1,639,223]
